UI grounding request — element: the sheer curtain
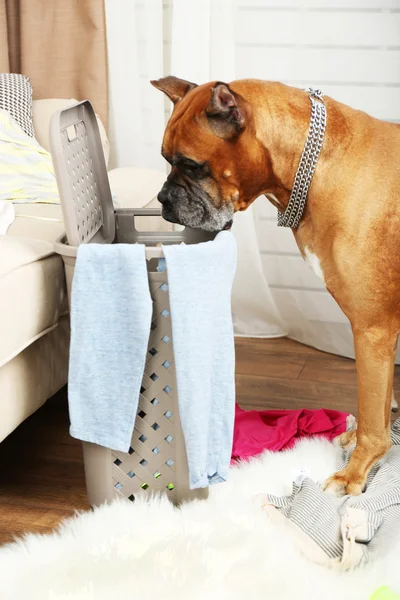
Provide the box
[105,0,165,171]
[170,0,285,338]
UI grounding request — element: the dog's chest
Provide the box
[304,248,326,285]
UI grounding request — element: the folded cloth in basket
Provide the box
[68,243,153,452]
[163,231,237,488]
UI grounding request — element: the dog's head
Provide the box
[151,77,270,231]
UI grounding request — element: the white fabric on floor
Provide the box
[1,437,399,599]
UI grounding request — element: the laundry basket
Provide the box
[51,100,213,507]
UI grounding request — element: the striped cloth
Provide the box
[0,109,59,204]
[263,418,400,569]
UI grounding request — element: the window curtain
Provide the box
[0,0,108,127]
[170,0,286,337]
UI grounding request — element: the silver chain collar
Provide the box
[277,88,326,228]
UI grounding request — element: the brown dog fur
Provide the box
[152,77,400,495]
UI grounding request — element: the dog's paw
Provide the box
[333,429,357,451]
[391,393,399,413]
[322,471,364,497]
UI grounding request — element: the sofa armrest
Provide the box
[108,167,165,208]
[108,167,176,232]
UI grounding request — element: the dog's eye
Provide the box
[182,161,199,173]
[175,158,209,179]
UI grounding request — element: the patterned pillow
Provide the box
[0,73,35,138]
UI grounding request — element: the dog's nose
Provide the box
[157,187,168,204]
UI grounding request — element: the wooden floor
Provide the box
[0,337,399,546]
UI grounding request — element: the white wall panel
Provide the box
[242,3,400,355]
[237,10,400,48]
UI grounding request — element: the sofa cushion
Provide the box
[0,236,68,368]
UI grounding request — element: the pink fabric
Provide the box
[232,405,349,461]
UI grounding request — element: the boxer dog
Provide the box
[151,76,400,496]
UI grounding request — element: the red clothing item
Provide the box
[232,404,349,461]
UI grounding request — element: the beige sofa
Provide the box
[0,99,167,442]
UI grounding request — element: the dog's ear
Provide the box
[206,83,245,139]
[151,76,197,104]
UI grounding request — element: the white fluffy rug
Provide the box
[1,438,399,600]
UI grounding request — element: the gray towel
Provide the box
[263,419,400,569]
[68,243,152,452]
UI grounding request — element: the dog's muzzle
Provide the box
[157,181,234,232]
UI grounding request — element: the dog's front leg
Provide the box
[323,327,396,496]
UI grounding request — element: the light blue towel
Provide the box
[68,232,237,490]
[163,231,237,489]
[68,243,152,452]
